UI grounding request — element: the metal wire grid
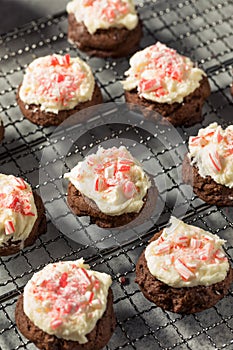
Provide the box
[0,0,233,349]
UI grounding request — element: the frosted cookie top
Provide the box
[188,122,233,188]
[24,259,112,343]
[64,146,151,216]
[122,42,205,104]
[67,0,138,34]
[145,216,229,288]
[0,174,37,248]
[19,54,95,114]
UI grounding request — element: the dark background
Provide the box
[0,0,69,34]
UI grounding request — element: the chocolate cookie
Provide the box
[17,83,103,127]
[135,231,233,314]
[67,182,156,228]
[15,289,116,350]
[182,154,233,206]
[125,76,211,127]
[0,192,47,256]
[68,14,142,58]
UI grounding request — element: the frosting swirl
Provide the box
[145,216,229,288]
[64,146,151,216]
[0,174,37,247]
[19,54,95,114]
[122,42,206,104]
[188,122,233,188]
[67,0,138,34]
[23,259,112,343]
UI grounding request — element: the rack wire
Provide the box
[0,0,233,349]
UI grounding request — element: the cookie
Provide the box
[183,123,233,206]
[122,42,211,127]
[135,217,233,314]
[67,0,142,58]
[0,174,46,256]
[17,54,103,126]
[64,146,152,228]
[15,259,116,350]
[67,183,151,228]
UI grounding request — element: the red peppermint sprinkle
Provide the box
[59,272,68,288]
[95,177,107,192]
[214,249,226,260]
[4,220,15,235]
[190,237,202,249]
[83,0,94,6]
[174,258,195,281]
[225,148,233,157]
[50,319,63,330]
[50,56,59,66]
[154,242,171,255]
[123,181,137,199]
[139,78,161,93]
[14,177,27,190]
[63,54,70,66]
[190,136,201,146]
[209,150,222,172]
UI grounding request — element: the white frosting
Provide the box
[19,54,95,114]
[64,146,151,216]
[122,42,206,104]
[0,174,38,247]
[145,216,229,288]
[188,122,233,188]
[23,259,112,343]
[67,0,138,34]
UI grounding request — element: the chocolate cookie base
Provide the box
[67,182,157,228]
[0,122,4,142]
[124,76,211,127]
[16,83,103,126]
[68,14,142,58]
[182,154,233,206]
[135,231,233,314]
[15,289,116,350]
[0,192,47,256]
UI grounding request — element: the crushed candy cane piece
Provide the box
[174,258,195,281]
[209,150,222,172]
[4,220,15,235]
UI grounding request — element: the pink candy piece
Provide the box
[209,150,222,172]
[139,78,161,93]
[13,177,27,190]
[190,237,202,249]
[4,220,15,235]
[154,242,171,255]
[95,177,107,192]
[59,272,68,288]
[83,0,94,5]
[174,258,195,281]
[123,181,137,199]
[50,319,63,330]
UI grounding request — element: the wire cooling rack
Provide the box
[0,0,233,349]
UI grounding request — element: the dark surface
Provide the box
[0,0,69,34]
